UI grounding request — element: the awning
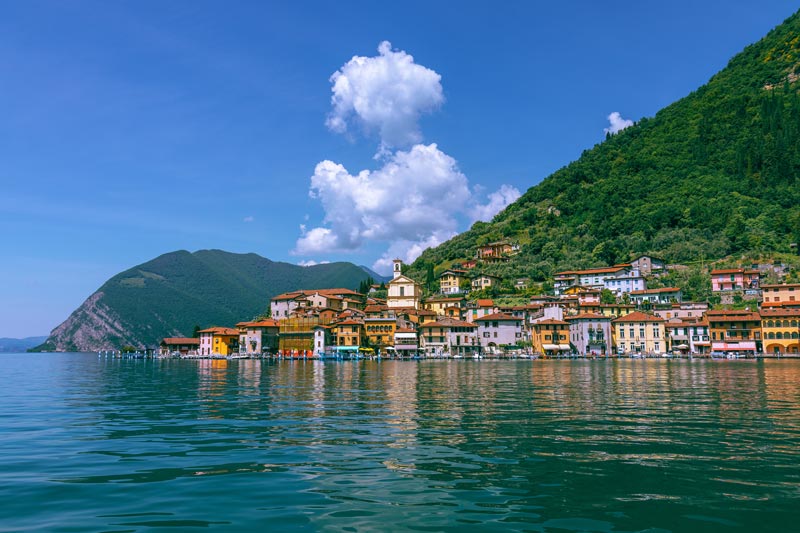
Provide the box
[675,344,689,349]
[334,346,360,351]
[714,341,756,351]
[394,344,418,350]
[543,344,571,351]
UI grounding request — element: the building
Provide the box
[531,319,570,356]
[465,299,498,322]
[159,337,199,356]
[393,327,419,357]
[711,269,760,292]
[630,255,666,276]
[387,259,422,309]
[424,296,466,318]
[761,283,800,307]
[706,310,762,356]
[628,287,683,306]
[652,302,709,321]
[471,274,501,292]
[474,313,523,353]
[438,269,470,294]
[197,327,239,356]
[333,319,365,350]
[313,325,333,356]
[364,316,397,353]
[476,241,517,262]
[270,288,364,318]
[663,318,710,355]
[611,312,665,355]
[565,313,612,357]
[759,308,800,354]
[279,317,322,356]
[236,319,280,354]
[419,318,479,356]
[553,264,646,296]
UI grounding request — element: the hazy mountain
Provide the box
[0,336,47,353]
[34,250,372,352]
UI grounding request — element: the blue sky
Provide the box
[1,1,797,337]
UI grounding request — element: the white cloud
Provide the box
[604,111,634,135]
[326,41,444,149]
[470,184,521,223]
[243,215,255,223]
[298,259,330,267]
[294,143,521,275]
[295,143,470,258]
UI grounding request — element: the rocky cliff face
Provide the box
[38,292,154,352]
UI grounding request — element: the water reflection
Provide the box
[3,355,800,532]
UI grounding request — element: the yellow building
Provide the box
[334,319,365,348]
[760,308,800,354]
[611,311,665,355]
[531,319,570,356]
[197,327,239,356]
[279,317,321,356]
[424,296,466,318]
[761,283,800,307]
[438,269,469,294]
[365,317,397,351]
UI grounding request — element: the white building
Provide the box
[566,313,612,357]
[474,313,523,353]
[387,259,422,309]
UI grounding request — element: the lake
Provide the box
[1,354,799,532]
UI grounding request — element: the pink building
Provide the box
[711,268,760,292]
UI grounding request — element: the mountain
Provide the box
[34,250,372,352]
[0,336,47,353]
[408,10,800,284]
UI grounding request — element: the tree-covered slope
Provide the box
[409,10,800,283]
[34,250,371,351]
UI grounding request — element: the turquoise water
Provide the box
[1,354,799,532]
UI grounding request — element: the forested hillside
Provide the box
[409,11,800,283]
[34,250,371,352]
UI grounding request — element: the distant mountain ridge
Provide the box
[407,10,800,283]
[34,250,372,352]
[0,336,47,353]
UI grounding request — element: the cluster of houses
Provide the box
[160,254,800,358]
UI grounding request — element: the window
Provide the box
[654,342,660,351]
[400,286,405,297]
[653,327,660,338]
[619,329,625,338]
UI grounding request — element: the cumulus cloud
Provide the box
[295,143,470,259]
[294,143,522,274]
[604,112,634,135]
[470,184,521,223]
[326,41,444,149]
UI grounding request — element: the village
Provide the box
[158,242,800,360]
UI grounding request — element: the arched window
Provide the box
[767,320,775,328]
[792,332,799,340]
[776,332,784,340]
[768,332,775,339]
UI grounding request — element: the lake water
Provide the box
[2,354,799,532]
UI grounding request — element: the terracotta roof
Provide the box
[762,283,800,289]
[237,319,280,328]
[161,337,200,345]
[711,268,759,275]
[534,318,570,326]
[474,313,520,322]
[611,312,665,323]
[476,299,495,307]
[705,310,761,322]
[272,292,303,301]
[364,304,389,312]
[759,308,800,318]
[336,319,364,326]
[197,327,239,335]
